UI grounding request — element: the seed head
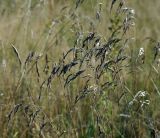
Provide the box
[139,47,144,56]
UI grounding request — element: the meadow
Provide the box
[0,0,160,137]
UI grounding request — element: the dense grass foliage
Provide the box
[0,0,160,137]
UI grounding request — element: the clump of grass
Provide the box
[0,0,160,138]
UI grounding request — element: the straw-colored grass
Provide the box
[0,0,160,137]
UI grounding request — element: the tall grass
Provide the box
[0,0,160,137]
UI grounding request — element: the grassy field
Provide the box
[0,0,160,137]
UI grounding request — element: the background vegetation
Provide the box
[0,0,160,137]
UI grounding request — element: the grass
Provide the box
[0,0,160,137]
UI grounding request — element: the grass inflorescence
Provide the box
[0,0,160,137]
